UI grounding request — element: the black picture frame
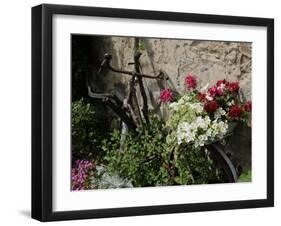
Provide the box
[32,3,274,222]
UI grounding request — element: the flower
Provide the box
[177,122,196,144]
[185,74,197,89]
[176,115,227,148]
[216,79,229,87]
[208,86,217,97]
[197,92,206,102]
[228,82,240,93]
[227,99,235,107]
[71,160,94,190]
[216,82,227,95]
[160,88,173,102]
[167,76,250,150]
[195,116,210,130]
[229,105,243,118]
[214,107,226,119]
[205,94,213,101]
[244,101,252,112]
[190,103,204,114]
[204,100,219,113]
[211,120,228,138]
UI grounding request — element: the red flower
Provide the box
[197,92,206,102]
[160,88,173,102]
[185,74,197,89]
[216,79,229,87]
[216,86,224,95]
[216,80,228,95]
[229,105,243,118]
[204,100,219,113]
[228,82,240,93]
[244,101,252,112]
[208,86,217,97]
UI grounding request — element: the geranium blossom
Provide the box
[216,82,226,95]
[229,105,243,118]
[204,100,219,113]
[208,86,217,97]
[228,82,240,93]
[160,88,173,102]
[197,92,206,102]
[216,79,229,87]
[185,74,197,89]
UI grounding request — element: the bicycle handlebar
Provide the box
[98,53,165,80]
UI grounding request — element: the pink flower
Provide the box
[228,82,240,93]
[205,94,213,101]
[204,100,219,113]
[216,81,228,95]
[229,105,243,118]
[216,86,224,95]
[243,101,252,112]
[160,88,173,102]
[71,160,94,190]
[185,74,198,89]
[208,86,217,97]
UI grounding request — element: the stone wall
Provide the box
[90,37,251,101]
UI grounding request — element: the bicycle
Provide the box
[87,49,239,183]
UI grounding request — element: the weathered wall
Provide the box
[89,36,252,173]
[91,37,251,101]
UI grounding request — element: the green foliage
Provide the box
[72,96,230,187]
[238,170,251,182]
[173,145,226,184]
[102,115,226,187]
[103,115,174,187]
[72,98,107,160]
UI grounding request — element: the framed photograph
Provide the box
[32,4,274,221]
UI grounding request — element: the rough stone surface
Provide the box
[91,37,251,101]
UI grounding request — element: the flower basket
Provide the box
[227,121,239,134]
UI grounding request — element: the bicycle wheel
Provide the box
[207,142,238,183]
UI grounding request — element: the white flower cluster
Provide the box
[214,107,226,119]
[177,116,228,148]
[169,95,203,114]
[167,94,229,149]
[169,95,191,111]
[189,102,204,114]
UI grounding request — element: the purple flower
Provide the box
[71,159,94,190]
